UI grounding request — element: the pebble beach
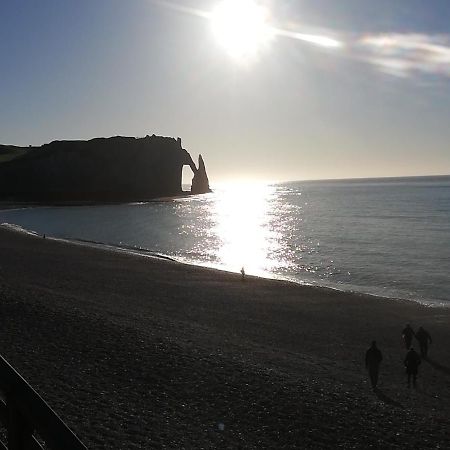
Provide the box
[0,226,449,449]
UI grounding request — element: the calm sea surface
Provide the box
[1,176,449,306]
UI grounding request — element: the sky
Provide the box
[1,0,450,183]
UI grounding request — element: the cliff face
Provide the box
[0,135,210,202]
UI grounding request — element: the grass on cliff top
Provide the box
[0,148,28,163]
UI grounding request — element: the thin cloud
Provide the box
[150,1,450,79]
[149,0,211,19]
[151,0,344,50]
[274,28,343,49]
[357,33,450,78]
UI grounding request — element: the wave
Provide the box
[1,222,40,236]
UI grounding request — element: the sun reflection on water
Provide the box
[211,182,281,276]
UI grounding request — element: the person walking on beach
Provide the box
[415,327,432,358]
[404,347,421,388]
[365,341,383,390]
[402,324,415,349]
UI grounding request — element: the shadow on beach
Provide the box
[425,357,450,376]
[374,388,404,409]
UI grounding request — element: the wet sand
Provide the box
[0,226,449,448]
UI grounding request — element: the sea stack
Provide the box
[191,155,211,195]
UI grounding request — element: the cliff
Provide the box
[0,135,211,202]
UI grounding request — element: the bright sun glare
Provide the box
[210,0,273,60]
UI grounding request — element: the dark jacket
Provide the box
[404,349,421,373]
[365,347,382,369]
[402,326,415,339]
[416,328,432,344]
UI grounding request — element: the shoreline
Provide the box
[0,191,204,209]
[1,225,450,448]
[1,221,447,309]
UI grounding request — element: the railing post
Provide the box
[6,395,34,450]
[0,355,87,449]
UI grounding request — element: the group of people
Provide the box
[365,324,432,390]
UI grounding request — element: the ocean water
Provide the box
[1,176,449,306]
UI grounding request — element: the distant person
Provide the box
[404,347,421,388]
[365,341,383,390]
[402,324,415,349]
[415,327,432,358]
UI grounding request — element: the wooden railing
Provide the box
[0,355,87,449]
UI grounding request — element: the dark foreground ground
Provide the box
[0,227,449,449]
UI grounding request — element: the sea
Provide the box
[1,176,449,307]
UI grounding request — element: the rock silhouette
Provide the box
[191,154,211,195]
[0,135,211,202]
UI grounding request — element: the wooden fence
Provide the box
[0,355,87,449]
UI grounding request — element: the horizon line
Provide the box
[281,173,450,183]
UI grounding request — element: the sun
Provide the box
[210,0,273,60]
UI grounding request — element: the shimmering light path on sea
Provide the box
[1,176,449,306]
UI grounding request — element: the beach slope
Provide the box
[0,227,449,448]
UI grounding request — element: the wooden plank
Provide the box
[0,356,87,449]
[0,395,9,450]
[0,398,43,449]
[6,398,33,450]
[25,436,44,450]
[0,398,6,426]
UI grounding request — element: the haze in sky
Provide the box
[1,0,450,182]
